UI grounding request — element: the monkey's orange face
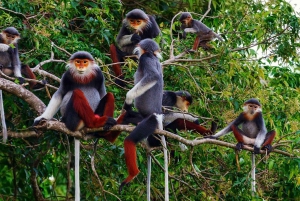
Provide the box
[74,59,90,74]
[4,32,20,44]
[176,96,191,112]
[243,103,261,120]
[128,18,147,30]
[181,16,192,26]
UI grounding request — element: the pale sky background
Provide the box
[288,0,300,14]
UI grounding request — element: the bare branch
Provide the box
[0,78,46,115]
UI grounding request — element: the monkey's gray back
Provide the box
[134,54,163,116]
[193,20,212,35]
[0,50,12,70]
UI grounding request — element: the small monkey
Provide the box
[179,12,223,51]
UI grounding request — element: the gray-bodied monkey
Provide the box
[109,9,161,86]
[206,98,276,154]
[33,51,118,201]
[0,27,45,89]
[179,12,223,51]
[119,39,165,198]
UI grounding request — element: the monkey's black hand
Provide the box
[123,102,133,112]
[193,119,200,125]
[236,142,244,151]
[17,77,25,85]
[103,117,117,131]
[210,121,218,134]
[131,33,141,44]
[32,118,44,127]
[254,146,261,154]
[182,31,187,39]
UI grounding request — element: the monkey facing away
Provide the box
[206,98,276,154]
[109,9,160,86]
[179,12,223,51]
[0,27,45,89]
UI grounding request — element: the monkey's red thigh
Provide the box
[174,119,211,135]
[72,89,108,128]
[192,36,201,51]
[231,125,244,143]
[95,92,115,117]
[262,130,276,147]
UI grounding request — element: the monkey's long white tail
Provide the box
[161,135,169,201]
[156,114,169,201]
[147,154,151,201]
[0,90,7,143]
[251,153,256,194]
[75,139,80,201]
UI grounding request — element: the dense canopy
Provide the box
[0,0,299,200]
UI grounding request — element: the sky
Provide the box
[288,0,300,14]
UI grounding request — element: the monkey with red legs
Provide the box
[119,39,168,200]
[148,90,217,147]
[109,9,160,86]
[206,98,276,154]
[179,12,223,51]
[0,27,46,90]
[122,90,217,146]
[33,51,117,201]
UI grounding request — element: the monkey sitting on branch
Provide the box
[206,98,276,154]
[179,12,224,51]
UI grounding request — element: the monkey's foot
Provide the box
[102,117,117,131]
[119,173,139,194]
[210,121,218,134]
[263,144,273,153]
[253,146,261,154]
[235,142,244,151]
[187,49,197,53]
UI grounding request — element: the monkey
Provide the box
[0,27,45,90]
[149,90,217,147]
[33,51,117,201]
[206,98,276,154]
[109,9,161,86]
[118,39,167,200]
[179,12,223,51]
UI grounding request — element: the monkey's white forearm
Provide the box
[0,44,10,52]
[118,35,134,47]
[35,93,62,121]
[212,122,233,138]
[163,112,198,126]
[254,130,267,148]
[184,28,197,33]
[125,80,157,104]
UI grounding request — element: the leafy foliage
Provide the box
[0,0,299,200]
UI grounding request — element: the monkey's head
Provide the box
[2,27,20,45]
[179,12,193,26]
[134,39,162,60]
[175,91,193,112]
[68,51,97,83]
[243,98,262,117]
[125,9,151,33]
